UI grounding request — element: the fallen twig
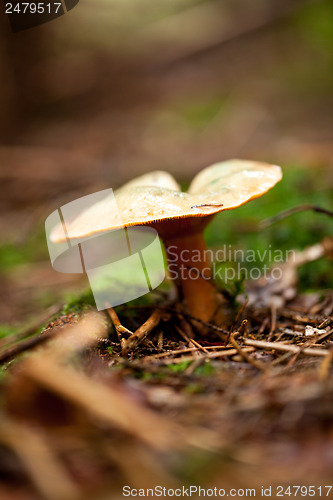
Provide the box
[229,334,267,372]
[244,339,329,357]
[175,325,208,354]
[137,345,232,362]
[0,303,64,349]
[318,318,333,329]
[137,346,256,366]
[267,304,277,342]
[225,300,248,345]
[0,312,108,364]
[260,204,333,228]
[122,310,162,356]
[0,327,60,364]
[287,329,333,366]
[107,306,134,341]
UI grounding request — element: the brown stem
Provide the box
[164,232,225,324]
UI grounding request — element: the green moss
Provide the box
[106,345,114,355]
[61,290,96,315]
[0,227,48,274]
[0,244,27,271]
[139,371,155,381]
[167,360,193,372]
[205,166,333,291]
[194,360,215,376]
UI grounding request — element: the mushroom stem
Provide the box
[164,231,225,324]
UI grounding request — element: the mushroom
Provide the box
[50,160,282,326]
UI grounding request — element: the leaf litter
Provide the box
[0,240,332,499]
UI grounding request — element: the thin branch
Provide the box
[287,329,333,366]
[0,312,108,364]
[260,204,333,229]
[0,303,64,349]
[0,328,60,364]
[229,334,267,372]
[244,339,329,357]
[175,325,208,354]
[144,347,256,366]
[122,310,162,356]
[107,306,133,342]
[225,300,248,345]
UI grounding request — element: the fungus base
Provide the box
[165,232,228,326]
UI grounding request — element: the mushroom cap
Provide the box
[119,170,181,192]
[51,160,282,243]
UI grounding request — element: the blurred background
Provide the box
[0,0,332,323]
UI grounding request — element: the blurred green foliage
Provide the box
[0,324,18,339]
[298,0,333,53]
[175,95,227,130]
[206,166,333,290]
[0,227,47,274]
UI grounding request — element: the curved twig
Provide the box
[260,204,333,229]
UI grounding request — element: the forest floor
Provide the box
[0,164,332,500]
